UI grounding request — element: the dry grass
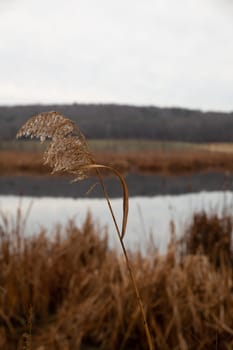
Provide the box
[181,212,233,268]
[95,149,233,175]
[199,143,233,154]
[2,149,233,176]
[0,151,48,176]
[0,211,233,349]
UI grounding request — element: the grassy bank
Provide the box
[2,148,233,176]
[0,211,233,349]
[3,139,233,177]
[2,139,233,154]
[0,139,198,153]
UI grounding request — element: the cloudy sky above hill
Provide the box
[0,0,233,111]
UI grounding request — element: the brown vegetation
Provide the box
[96,149,233,175]
[0,211,233,349]
[2,149,233,176]
[181,212,233,268]
[0,151,49,176]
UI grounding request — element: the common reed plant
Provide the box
[1,210,233,349]
[16,111,153,349]
[181,211,233,268]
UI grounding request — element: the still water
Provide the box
[1,191,233,253]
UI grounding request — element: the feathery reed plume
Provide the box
[17,111,93,180]
[16,111,153,350]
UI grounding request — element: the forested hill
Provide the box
[1,103,233,142]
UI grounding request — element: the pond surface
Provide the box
[0,172,233,197]
[1,191,232,253]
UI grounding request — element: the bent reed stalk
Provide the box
[16,111,154,350]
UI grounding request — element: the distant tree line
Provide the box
[0,103,233,142]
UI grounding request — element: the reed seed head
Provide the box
[16,111,75,141]
[16,111,93,180]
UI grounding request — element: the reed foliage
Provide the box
[0,210,233,349]
[3,148,233,176]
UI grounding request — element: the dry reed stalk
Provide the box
[16,111,154,350]
[18,304,33,350]
[1,208,233,348]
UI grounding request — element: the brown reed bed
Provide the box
[0,210,233,349]
[107,149,233,175]
[0,151,49,176]
[2,149,233,177]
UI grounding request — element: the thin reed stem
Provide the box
[94,166,154,350]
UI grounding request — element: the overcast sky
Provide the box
[1,0,233,111]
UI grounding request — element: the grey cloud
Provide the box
[0,0,233,111]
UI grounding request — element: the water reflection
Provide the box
[0,172,233,198]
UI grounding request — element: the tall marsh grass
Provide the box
[0,210,233,349]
